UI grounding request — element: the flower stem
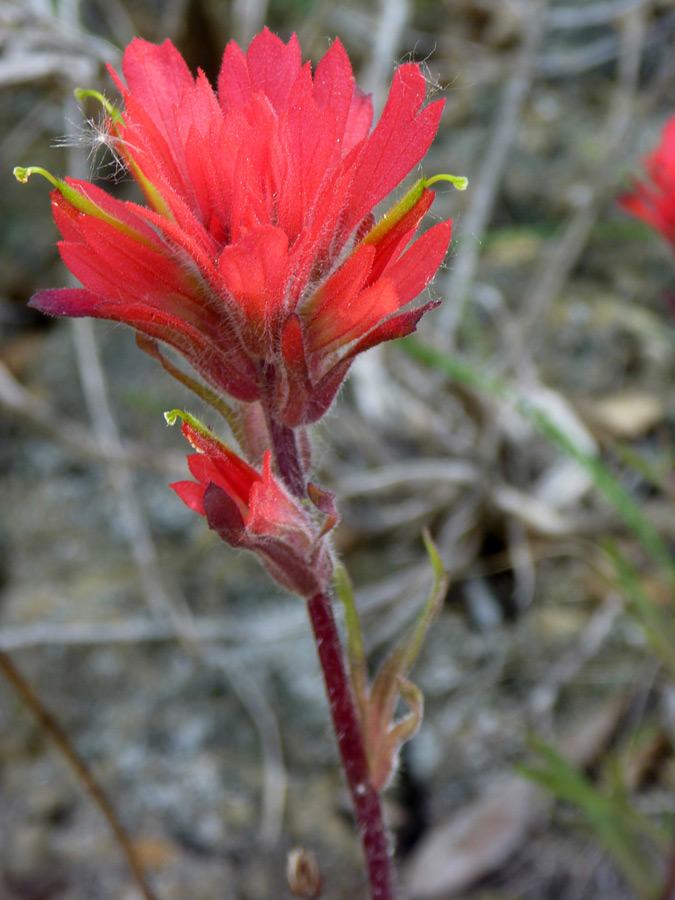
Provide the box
[307,592,396,900]
[266,414,306,497]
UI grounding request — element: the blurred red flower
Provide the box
[28,29,451,427]
[620,116,675,250]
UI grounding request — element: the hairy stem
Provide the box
[266,414,306,497]
[307,592,396,900]
[0,645,158,900]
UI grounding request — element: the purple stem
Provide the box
[659,840,675,900]
[307,591,396,900]
[265,414,306,498]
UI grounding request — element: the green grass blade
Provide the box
[403,338,675,586]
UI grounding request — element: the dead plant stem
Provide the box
[0,645,158,900]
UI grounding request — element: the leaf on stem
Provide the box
[336,531,450,791]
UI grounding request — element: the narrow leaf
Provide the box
[370,678,424,791]
[369,530,449,725]
[333,567,368,724]
[607,543,675,680]
[520,739,661,898]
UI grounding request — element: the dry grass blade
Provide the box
[504,5,647,374]
[438,0,547,339]
[0,645,159,900]
[0,356,184,471]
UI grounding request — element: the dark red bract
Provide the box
[171,420,334,596]
[30,29,451,427]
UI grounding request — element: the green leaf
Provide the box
[607,543,675,680]
[520,739,663,898]
[369,531,448,720]
[336,536,449,791]
[371,677,424,791]
[366,531,449,787]
[333,567,368,726]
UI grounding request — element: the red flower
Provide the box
[24,29,452,427]
[168,413,333,597]
[620,116,675,250]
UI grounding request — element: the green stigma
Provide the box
[425,173,469,191]
[14,163,159,246]
[13,166,59,187]
[165,409,214,438]
[361,178,427,247]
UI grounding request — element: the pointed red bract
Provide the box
[171,423,333,596]
[31,29,453,426]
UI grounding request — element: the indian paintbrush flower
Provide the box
[620,115,675,250]
[16,31,460,899]
[16,28,457,431]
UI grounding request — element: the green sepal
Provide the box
[137,335,238,432]
[334,566,369,727]
[361,178,427,247]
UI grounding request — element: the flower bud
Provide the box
[286,847,322,900]
[167,412,334,598]
[20,29,458,429]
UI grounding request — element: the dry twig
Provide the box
[0,645,159,900]
[503,5,647,375]
[438,0,547,340]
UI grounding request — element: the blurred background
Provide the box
[1,0,675,898]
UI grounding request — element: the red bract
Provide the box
[170,415,334,597]
[620,116,675,250]
[27,28,451,427]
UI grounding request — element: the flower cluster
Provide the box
[620,115,675,250]
[23,29,452,431]
[18,28,455,593]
